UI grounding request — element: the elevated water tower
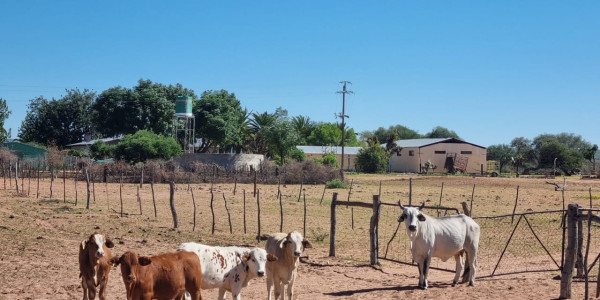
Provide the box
[172,95,195,153]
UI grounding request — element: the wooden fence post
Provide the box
[370,195,380,265]
[85,167,91,210]
[191,188,197,232]
[169,181,178,229]
[243,189,247,234]
[560,203,580,299]
[256,189,261,241]
[329,192,338,257]
[223,193,232,234]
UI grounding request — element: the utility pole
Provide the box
[336,81,353,170]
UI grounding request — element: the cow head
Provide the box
[83,233,114,259]
[241,248,277,277]
[280,231,313,257]
[110,251,151,284]
[398,203,426,238]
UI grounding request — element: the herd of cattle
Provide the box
[78,204,480,299]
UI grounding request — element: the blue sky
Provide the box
[1,1,598,147]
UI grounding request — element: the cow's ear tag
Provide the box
[81,241,86,250]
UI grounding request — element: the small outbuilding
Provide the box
[388,138,487,174]
[2,139,47,162]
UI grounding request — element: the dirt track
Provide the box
[1,174,598,299]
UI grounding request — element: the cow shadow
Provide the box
[324,282,454,296]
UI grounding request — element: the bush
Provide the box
[114,130,182,164]
[325,178,348,189]
[290,148,306,162]
[355,144,388,173]
[90,140,116,160]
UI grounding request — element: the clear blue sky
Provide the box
[1,1,598,147]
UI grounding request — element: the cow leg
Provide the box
[81,278,89,300]
[452,253,464,286]
[84,277,96,300]
[267,274,274,300]
[217,288,227,300]
[287,269,298,300]
[273,279,283,300]
[467,250,477,286]
[422,255,431,290]
[416,262,424,289]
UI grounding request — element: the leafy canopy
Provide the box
[114,130,181,163]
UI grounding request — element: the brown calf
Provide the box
[111,250,203,300]
[78,233,115,300]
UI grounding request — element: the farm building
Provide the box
[175,153,265,172]
[2,139,47,162]
[388,138,487,174]
[296,145,361,170]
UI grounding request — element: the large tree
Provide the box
[486,144,515,173]
[291,115,315,145]
[92,79,196,137]
[424,126,460,139]
[362,124,420,144]
[0,98,11,144]
[307,122,342,146]
[194,90,244,153]
[263,117,300,165]
[19,89,95,147]
[510,137,535,176]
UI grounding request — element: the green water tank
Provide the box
[175,95,193,117]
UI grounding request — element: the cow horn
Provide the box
[418,202,425,211]
[399,202,405,209]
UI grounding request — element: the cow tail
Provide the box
[461,251,470,282]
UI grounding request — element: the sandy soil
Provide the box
[1,174,598,299]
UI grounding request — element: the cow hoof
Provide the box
[452,281,457,287]
[469,282,475,287]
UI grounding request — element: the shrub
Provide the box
[291,148,306,162]
[114,130,182,164]
[325,178,348,189]
[355,144,388,173]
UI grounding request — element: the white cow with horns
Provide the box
[397,202,480,289]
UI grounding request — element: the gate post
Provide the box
[329,192,338,257]
[370,195,381,265]
[560,203,580,299]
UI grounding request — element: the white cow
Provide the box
[178,242,277,300]
[398,203,480,289]
[265,231,313,300]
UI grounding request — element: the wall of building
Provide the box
[389,142,487,174]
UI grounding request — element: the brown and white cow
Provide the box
[110,250,203,300]
[265,231,312,300]
[78,233,114,300]
[177,242,277,300]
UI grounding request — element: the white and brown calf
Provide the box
[78,233,114,300]
[178,242,277,300]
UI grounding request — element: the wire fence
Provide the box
[378,206,570,278]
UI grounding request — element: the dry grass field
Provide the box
[1,173,600,299]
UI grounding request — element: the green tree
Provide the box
[263,118,300,165]
[538,140,582,175]
[0,98,11,144]
[363,124,421,144]
[307,123,342,146]
[424,126,460,139]
[291,115,315,145]
[510,137,535,176]
[19,89,95,147]
[114,130,181,163]
[247,111,277,155]
[194,90,244,153]
[90,140,116,160]
[291,148,306,162]
[355,139,388,173]
[92,79,197,137]
[583,144,598,173]
[486,144,515,173]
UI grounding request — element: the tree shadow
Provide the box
[324,282,455,296]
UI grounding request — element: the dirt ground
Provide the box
[1,174,599,299]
